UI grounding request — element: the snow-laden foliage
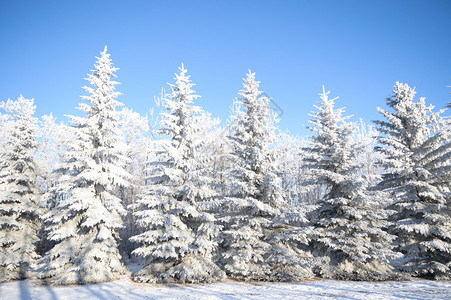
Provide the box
[130,65,225,283]
[304,87,401,281]
[219,71,313,281]
[353,120,387,188]
[34,115,75,255]
[35,114,71,208]
[274,132,326,205]
[274,133,303,205]
[3,48,450,284]
[195,111,226,195]
[117,107,151,255]
[38,47,130,285]
[0,96,42,282]
[264,181,315,281]
[375,82,451,280]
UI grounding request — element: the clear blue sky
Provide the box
[1,0,450,137]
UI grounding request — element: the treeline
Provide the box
[0,47,450,284]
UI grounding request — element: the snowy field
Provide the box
[1,278,450,300]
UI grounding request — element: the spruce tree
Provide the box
[219,71,313,281]
[375,82,451,280]
[130,65,225,283]
[305,87,401,281]
[38,47,130,285]
[0,96,41,281]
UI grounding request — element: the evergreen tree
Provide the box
[375,82,451,280]
[305,87,401,281]
[130,65,225,283]
[0,96,41,281]
[38,47,130,285]
[219,71,313,281]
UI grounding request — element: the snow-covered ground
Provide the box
[1,277,450,300]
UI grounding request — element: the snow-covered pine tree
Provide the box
[0,96,41,282]
[219,71,313,281]
[374,82,451,280]
[304,86,401,281]
[130,64,225,283]
[38,46,130,285]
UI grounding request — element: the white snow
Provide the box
[1,277,450,300]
